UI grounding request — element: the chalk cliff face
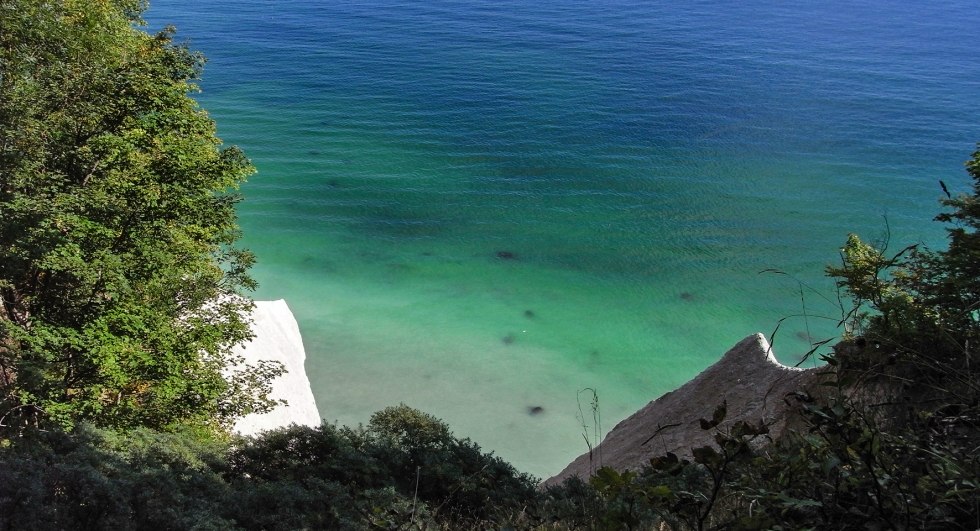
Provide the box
[232,300,322,436]
[545,334,823,486]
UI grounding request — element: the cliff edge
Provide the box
[545,333,823,486]
[232,299,322,436]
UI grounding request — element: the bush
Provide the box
[0,406,542,530]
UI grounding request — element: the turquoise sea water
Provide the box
[148,1,978,478]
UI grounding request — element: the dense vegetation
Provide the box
[0,0,276,432]
[1,1,977,529]
[0,405,539,530]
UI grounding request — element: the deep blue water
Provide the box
[148,0,979,477]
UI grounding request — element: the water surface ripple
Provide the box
[149,0,979,477]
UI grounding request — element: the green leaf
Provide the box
[712,401,728,425]
[691,445,718,465]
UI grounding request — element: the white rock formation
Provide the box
[545,333,823,486]
[232,299,321,436]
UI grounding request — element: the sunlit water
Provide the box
[147,0,979,477]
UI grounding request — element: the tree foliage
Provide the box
[0,0,273,432]
[826,147,980,396]
[0,407,540,530]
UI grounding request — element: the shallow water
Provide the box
[148,0,978,477]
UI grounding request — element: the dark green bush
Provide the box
[0,406,541,530]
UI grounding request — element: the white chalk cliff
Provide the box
[232,299,321,436]
[545,333,823,486]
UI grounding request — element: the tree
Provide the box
[0,0,275,432]
[827,146,980,404]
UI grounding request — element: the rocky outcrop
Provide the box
[545,333,824,486]
[232,299,321,436]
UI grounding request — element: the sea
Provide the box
[146,0,979,478]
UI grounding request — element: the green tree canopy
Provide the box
[0,0,274,432]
